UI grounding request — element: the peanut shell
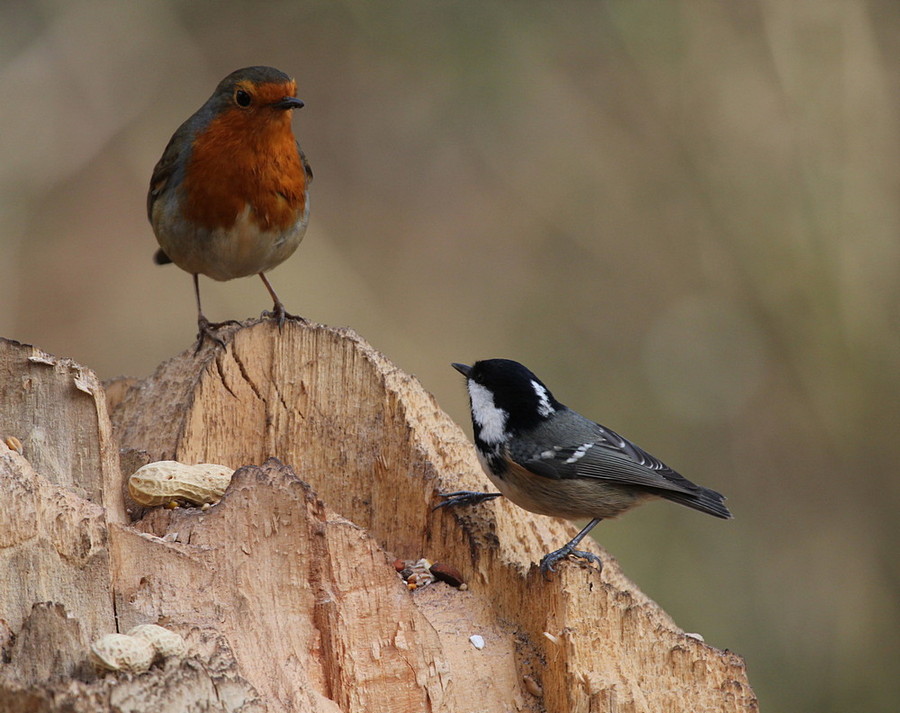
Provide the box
[128,461,234,506]
[127,624,186,659]
[90,633,155,673]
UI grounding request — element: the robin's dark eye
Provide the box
[234,89,252,108]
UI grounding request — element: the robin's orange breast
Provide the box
[183,107,309,234]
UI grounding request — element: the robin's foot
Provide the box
[194,317,238,352]
[539,543,602,579]
[261,301,306,329]
[433,491,503,510]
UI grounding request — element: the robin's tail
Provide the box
[662,486,732,519]
[154,248,173,265]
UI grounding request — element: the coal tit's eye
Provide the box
[234,89,252,108]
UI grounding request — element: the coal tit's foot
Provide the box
[539,544,603,579]
[433,490,502,511]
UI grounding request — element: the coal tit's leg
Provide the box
[539,518,603,578]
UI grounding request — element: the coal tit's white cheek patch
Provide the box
[531,380,555,417]
[468,381,509,445]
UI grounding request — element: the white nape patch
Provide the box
[531,380,555,417]
[468,381,509,445]
[564,443,594,464]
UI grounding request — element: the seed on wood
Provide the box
[429,562,465,588]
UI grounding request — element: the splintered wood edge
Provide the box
[103,319,756,712]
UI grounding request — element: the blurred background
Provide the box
[2,1,898,709]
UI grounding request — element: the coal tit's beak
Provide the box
[451,362,472,378]
[275,96,305,110]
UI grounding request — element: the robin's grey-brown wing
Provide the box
[147,129,185,223]
[298,141,313,183]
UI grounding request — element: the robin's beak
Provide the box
[274,97,304,110]
[451,363,472,378]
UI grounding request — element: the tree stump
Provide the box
[0,321,758,712]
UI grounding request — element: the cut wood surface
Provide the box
[0,322,758,712]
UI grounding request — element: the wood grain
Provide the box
[1,323,758,712]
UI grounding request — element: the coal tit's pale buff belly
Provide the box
[484,458,656,521]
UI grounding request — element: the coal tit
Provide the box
[438,359,732,576]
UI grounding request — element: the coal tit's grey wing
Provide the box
[516,409,731,518]
[513,408,697,495]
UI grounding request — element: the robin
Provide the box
[148,66,313,346]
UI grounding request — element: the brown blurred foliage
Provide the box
[2,2,898,710]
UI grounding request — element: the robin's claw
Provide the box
[261,302,306,329]
[194,316,229,353]
[257,272,306,328]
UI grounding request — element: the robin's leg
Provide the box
[539,518,603,579]
[258,273,305,328]
[433,491,503,510]
[192,274,236,350]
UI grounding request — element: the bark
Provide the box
[0,323,758,712]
